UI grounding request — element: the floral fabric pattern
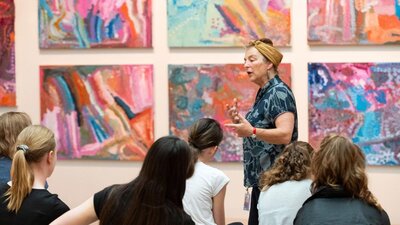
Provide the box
[243,75,298,187]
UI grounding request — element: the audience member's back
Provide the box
[51,135,195,225]
[257,141,313,225]
[0,184,68,225]
[183,118,230,225]
[294,134,390,225]
[0,125,69,225]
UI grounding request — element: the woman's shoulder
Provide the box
[270,179,311,189]
[196,162,229,180]
[31,189,69,210]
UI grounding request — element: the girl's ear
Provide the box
[210,146,218,156]
[47,151,55,164]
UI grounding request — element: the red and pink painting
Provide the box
[0,0,16,106]
[308,0,400,45]
[39,0,152,48]
[41,65,154,160]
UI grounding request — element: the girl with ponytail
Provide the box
[0,125,69,224]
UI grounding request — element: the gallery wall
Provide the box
[1,0,399,224]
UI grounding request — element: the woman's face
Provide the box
[244,47,273,87]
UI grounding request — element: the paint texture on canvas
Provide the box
[308,0,400,45]
[0,0,16,106]
[169,64,291,162]
[39,0,152,48]
[309,63,400,165]
[41,65,154,160]
[168,0,291,47]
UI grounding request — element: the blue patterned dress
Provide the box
[243,75,298,187]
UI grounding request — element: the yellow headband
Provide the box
[251,40,283,67]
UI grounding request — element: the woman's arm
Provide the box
[255,112,295,144]
[225,112,295,145]
[212,184,228,225]
[50,196,98,225]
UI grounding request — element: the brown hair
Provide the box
[260,141,314,190]
[5,125,56,212]
[0,112,32,158]
[188,118,223,153]
[312,134,382,210]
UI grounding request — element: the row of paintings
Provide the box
[40,63,400,166]
[38,0,400,48]
[2,0,399,105]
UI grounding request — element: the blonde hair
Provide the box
[312,134,382,210]
[5,125,56,212]
[0,112,32,158]
[260,141,314,191]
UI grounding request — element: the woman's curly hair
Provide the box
[259,141,314,191]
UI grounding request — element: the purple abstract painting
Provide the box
[309,63,400,165]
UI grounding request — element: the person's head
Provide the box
[260,141,314,190]
[244,38,283,87]
[138,135,195,204]
[0,112,32,158]
[188,118,223,161]
[6,125,56,212]
[99,135,195,225]
[312,134,382,210]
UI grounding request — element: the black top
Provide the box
[294,186,391,225]
[94,185,195,225]
[0,183,69,225]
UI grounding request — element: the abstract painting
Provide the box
[39,0,152,48]
[41,65,154,160]
[0,0,16,106]
[168,0,291,47]
[169,63,291,161]
[309,63,400,165]
[308,0,400,45]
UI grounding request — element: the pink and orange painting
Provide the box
[308,0,400,45]
[40,65,154,160]
[0,0,16,106]
[309,63,400,165]
[39,0,152,48]
[169,64,291,162]
[168,0,291,47]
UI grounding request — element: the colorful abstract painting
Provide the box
[0,0,16,106]
[41,65,154,160]
[308,0,400,45]
[168,0,291,47]
[309,63,400,165]
[169,64,291,162]
[39,0,152,48]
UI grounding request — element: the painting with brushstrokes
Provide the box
[40,65,154,160]
[169,64,291,162]
[309,63,400,165]
[0,0,16,106]
[168,0,291,47]
[39,0,152,48]
[308,0,400,45]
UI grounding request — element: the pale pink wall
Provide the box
[1,0,399,224]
